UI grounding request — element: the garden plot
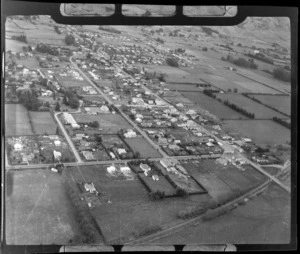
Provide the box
[217,93,289,119]
[5,104,34,136]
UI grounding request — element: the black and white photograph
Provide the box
[1,1,297,253]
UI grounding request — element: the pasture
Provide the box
[72,113,131,133]
[67,165,215,243]
[5,170,80,244]
[5,104,34,136]
[29,111,58,135]
[165,83,203,92]
[251,94,291,116]
[217,93,289,119]
[124,137,162,158]
[222,120,290,145]
[181,92,248,120]
[5,39,28,52]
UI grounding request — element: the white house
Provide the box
[53,150,62,160]
[124,129,137,138]
[14,143,23,151]
[54,140,61,146]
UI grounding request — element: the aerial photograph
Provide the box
[4,4,292,248]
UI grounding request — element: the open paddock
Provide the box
[28,111,57,135]
[124,137,161,158]
[72,113,131,133]
[222,120,290,145]
[217,93,289,119]
[181,92,248,120]
[5,104,34,136]
[5,39,30,53]
[5,169,80,245]
[163,95,194,105]
[251,94,291,116]
[165,83,203,92]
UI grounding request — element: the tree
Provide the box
[55,102,61,111]
[166,58,179,67]
[233,88,238,93]
[65,34,75,46]
[273,67,290,82]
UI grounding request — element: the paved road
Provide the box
[54,112,83,163]
[69,56,169,158]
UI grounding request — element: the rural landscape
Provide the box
[4,5,292,246]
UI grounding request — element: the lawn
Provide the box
[217,93,289,119]
[72,113,131,133]
[68,165,215,243]
[5,170,81,245]
[222,120,290,145]
[181,92,248,120]
[5,104,34,136]
[124,137,162,158]
[251,94,291,116]
[29,111,58,135]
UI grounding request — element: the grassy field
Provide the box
[72,113,131,133]
[67,165,215,243]
[29,111,58,135]
[5,39,29,52]
[165,83,203,92]
[5,104,34,136]
[15,57,40,70]
[217,93,289,119]
[5,170,81,244]
[181,92,248,120]
[180,159,266,203]
[124,137,162,158]
[251,94,291,116]
[151,184,290,244]
[222,120,290,145]
[238,69,291,94]
[163,95,195,105]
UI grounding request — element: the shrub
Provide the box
[65,34,75,46]
[273,67,290,82]
[166,58,179,67]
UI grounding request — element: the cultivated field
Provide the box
[29,111,58,135]
[217,93,289,119]
[72,113,131,133]
[181,92,248,120]
[5,104,33,136]
[251,94,291,116]
[124,137,162,158]
[5,170,81,244]
[152,184,290,244]
[222,120,290,145]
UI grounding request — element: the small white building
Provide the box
[14,143,23,151]
[53,150,62,160]
[54,140,61,146]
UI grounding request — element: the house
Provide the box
[176,164,188,175]
[124,129,137,138]
[109,152,116,159]
[84,182,98,194]
[152,175,159,181]
[53,150,62,160]
[140,163,151,173]
[160,159,173,169]
[117,148,127,155]
[82,151,94,160]
[107,165,116,173]
[14,143,23,151]
[54,140,61,146]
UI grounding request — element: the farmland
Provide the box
[251,94,291,116]
[6,170,81,244]
[5,104,34,136]
[72,113,131,133]
[163,95,195,105]
[165,83,203,92]
[28,111,58,135]
[216,93,289,119]
[124,137,162,158]
[222,120,290,145]
[181,92,248,120]
[152,184,290,244]
[67,165,215,243]
[5,39,30,52]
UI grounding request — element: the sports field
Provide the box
[6,170,81,244]
[217,93,289,119]
[5,104,33,136]
[222,120,290,145]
